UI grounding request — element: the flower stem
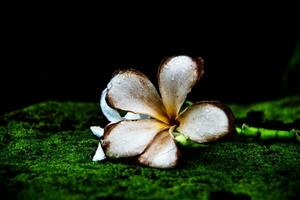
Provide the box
[236,124,300,142]
[174,134,209,148]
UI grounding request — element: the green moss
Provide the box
[0,97,300,199]
[229,95,300,124]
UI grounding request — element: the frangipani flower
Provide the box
[91,56,234,168]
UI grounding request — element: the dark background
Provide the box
[1,12,300,114]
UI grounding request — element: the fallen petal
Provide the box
[177,101,234,143]
[93,142,106,161]
[106,69,169,124]
[90,126,104,138]
[102,119,169,158]
[158,56,204,119]
[138,130,180,168]
[100,88,123,123]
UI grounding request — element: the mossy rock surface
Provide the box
[0,96,299,200]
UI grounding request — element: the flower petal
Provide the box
[106,69,170,124]
[138,130,180,168]
[123,112,149,120]
[102,119,169,158]
[90,126,104,138]
[177,101,234,143]
[93,142,106,161]
[100,88,123,123]
[158,56,204,119]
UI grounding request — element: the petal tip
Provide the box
[90,126,104,138]
[93,143,106,161]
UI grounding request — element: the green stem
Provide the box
[236,124,300,142]
[174,134,209,148]
[174,124,300,148]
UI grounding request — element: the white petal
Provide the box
[123,112,149,120]
[106,69,170,124]
[158,56,204,119]
[177,101,234,143]
[90,126,104,138]
[138,130,179,168]
[102,119,169,158]
[100,88,123,123]
[92,142,106,161]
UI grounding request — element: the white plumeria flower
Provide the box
[90,55,234,168]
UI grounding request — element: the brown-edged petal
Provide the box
[138,130,180,168]
[102,119,169,158]
[177,101,234,143]
[158,56,204,119]
[106,69,170,124]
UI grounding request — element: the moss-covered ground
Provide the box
[0,96,299,199]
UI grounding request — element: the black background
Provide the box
[1,8,300,114]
